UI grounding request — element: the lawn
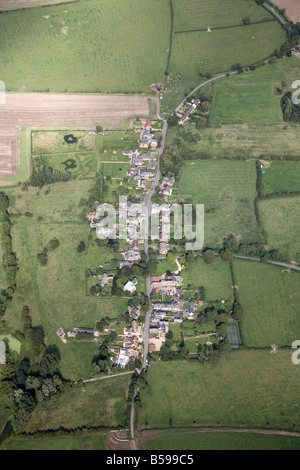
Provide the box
[258,195,300,263]
[3,181,128,380]
[25,374,131,432]
[260,161,300,196]
[141,430,300,450]
[138,349,300,430]
[187,256,233,301]
[233,259,300,348]
[0,334,21,354]
[177,160,261,248]
[99,162,131,178]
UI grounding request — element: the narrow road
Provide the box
[263,2,287,24]
[130,120,168,442]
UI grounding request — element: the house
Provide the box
[159,241,169,255]
[130,306,140,320]
[149,343,156,352]
[123,278,138,293]
[123,248,141,262]
[152,300,180,312]
[174,312,183,323]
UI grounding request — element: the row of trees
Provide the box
[28,157,70,188]
[0,192,18,319]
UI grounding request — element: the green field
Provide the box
[177,160,261,248]
[0,334,21,354]
[142,431,300,450]
[25,374,131,432]
[233,259,300,348]
[99,162,131,178]
[172,0,276,31]
[0,0,286,93]
[170,22,285,78]
[4,181,128,380]
[5,432,108,450]
[258,196,300,263]
[187,256,233,301]
[138,349,300,430]
[260,161,300,196]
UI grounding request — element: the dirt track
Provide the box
[0,93,150,181]
[271,0,300,23]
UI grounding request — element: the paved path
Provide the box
[234,255,300,272]
[263,2,287,24]
[83,370,133,383]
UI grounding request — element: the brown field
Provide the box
[0,93,151,181]
[271,0,300,23]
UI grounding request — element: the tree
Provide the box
[186,250,195,264]
[242,17,251,25]
[201,101,211,113]
[220,248,233,262]
[96,125,103,134]
[167,114,179,127]
[224,234,239,252]
[166,251,176,264]
[196,117,207,129]
[203,249,215,264]
[77,241,86,253]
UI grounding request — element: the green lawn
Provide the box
[138,349,300,430]
[233,259,300,348]
[187,256,233,301]
[0,334,21,354]
[99,162,131,178]
[258,195,300,263]
[260,161,300,196]
[25,374,131,432]
[142,431,300,450]
[177,160,261,248]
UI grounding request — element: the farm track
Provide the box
[0,93,150,180]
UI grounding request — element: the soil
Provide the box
[271,0,300,23]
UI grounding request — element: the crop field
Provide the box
[258,196,300,263]
[141,431,300,450]
[167,122,300,159]
[169,22,286,78]
[187,256,233,301]
[232,259,300,348]
[271,0,300,23]
[260,161,300,196]
[4,180,128,380]
[25,373,131,432]
[138,349,300,430]
[0,93,151,185]
[177,160,261,248]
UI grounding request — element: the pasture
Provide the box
[177,160,261,248]
[260,161,300,196]
[3,181,128,380]
[233,259,300,347]
[0,0,287,94]
[167,122,300,159]
[5,432,108,450]
[187,256,233,301]
[138,349,300,430]
[25,373,131,433]
[141,431,300,450]
[258,195,300,263]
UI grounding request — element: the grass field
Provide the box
[177,160,261,248]
[260,161,300,196]
[141,431,300,450]
[3,181,128,380]
[169,22,286,78]
[0,0,286,93]
[210,83,282,124]
[258,196,300,263]
[172,0,276,31]
[0,334,21,354]
[187,256,233,301]
[25,374,131,432]
[138,349,300,430]
[5,432,108,450]
[233,259,300,348]
[0,0,170,93]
